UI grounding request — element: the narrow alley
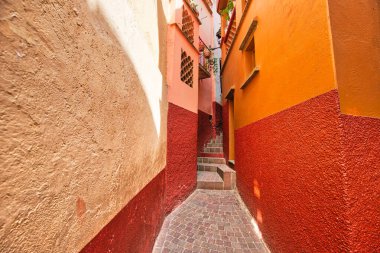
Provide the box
[1,0,379,252]
[153,190,269,253]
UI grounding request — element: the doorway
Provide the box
[226,87,235,163]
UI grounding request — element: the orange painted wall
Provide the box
[220,0,336,129]
[328,0,380,119]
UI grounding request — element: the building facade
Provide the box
[196,0,223,156]
[1,1,170,252]
[1,0,220,252]
[217,0,380,252]
[1,0,379,252]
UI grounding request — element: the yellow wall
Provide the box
[328,0,380,119]
[220,0,336,129]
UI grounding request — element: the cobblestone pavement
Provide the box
[153,190,271,253]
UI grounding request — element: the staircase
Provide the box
[197,134,236,190]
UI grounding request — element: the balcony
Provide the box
[199,37,212,79]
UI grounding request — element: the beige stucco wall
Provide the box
[0,0,169,252]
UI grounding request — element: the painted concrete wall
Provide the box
[197,109,213,154]
[167,1,200,113]
[328,1,380,251]
[342,114,380,252]
[197,0,213,47]
[213,0,223,105]
[196,0,217,151]
[220,0,336,128]
[235,91,380,252]
[198,79,213,114]
[219,0,380,252]
[165,0,199,214]
[328,0,380,119]
[80,170,166,253]
[235,91,349,252]
[197,0,214,116]
[0,0,169,252]
[166,103,198,213]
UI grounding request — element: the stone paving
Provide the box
[153,190,271,253]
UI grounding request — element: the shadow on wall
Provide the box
[0,0,168,252]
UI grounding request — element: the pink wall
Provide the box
[166,0,199,212]
[197,0,214,47]
[197,0,216,115]
[198,78,213,114]
[167,2,200,113]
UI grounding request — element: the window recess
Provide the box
[239,18,259,89]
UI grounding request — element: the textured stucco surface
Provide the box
[165,103,197,213]
[221,0,336,128]
[342,115,380,252]
[80,170,165,253]
[197,109,214,155]
[235,91,349,252]
[0,0,168,252]
[328,0,380,118]
[198,79,213,115]
[234,90,380,252]
[167,3,199,114]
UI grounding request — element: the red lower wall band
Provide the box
[165,102,197,213]
[235,91,343,252]
[234,90,380,252]
[213,102,223,135]
[80,103,199,253]
[80,169,166,253]
[342,114,380,252]
[197,109,214,155]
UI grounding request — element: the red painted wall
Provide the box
[342,115,380,252]
[222,102,229,162]
[197,110,214,155]
[80,169,165,253]
[235,91,350,252]
[165,103,197,213]
[213,102,223,135]
[80,103,200,253]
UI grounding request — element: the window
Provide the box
[180,50,194,87]
[239,19,259,89]
[244,36,256,74]
[182,7,194,44]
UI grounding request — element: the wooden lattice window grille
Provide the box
[182,7,194,44]
[181,50,194,87]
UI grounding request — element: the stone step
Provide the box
[203,147,223,153]
[216,164,236,190]
[210,139,223,144]
[197,162,218,172]
[197,157,226,164]
[197,171,224,190]
[199,152,224,158]
[196,164,236,190]
[206,142,223,148]
[209,138,223,144]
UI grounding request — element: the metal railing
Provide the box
[199,37,213,76]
